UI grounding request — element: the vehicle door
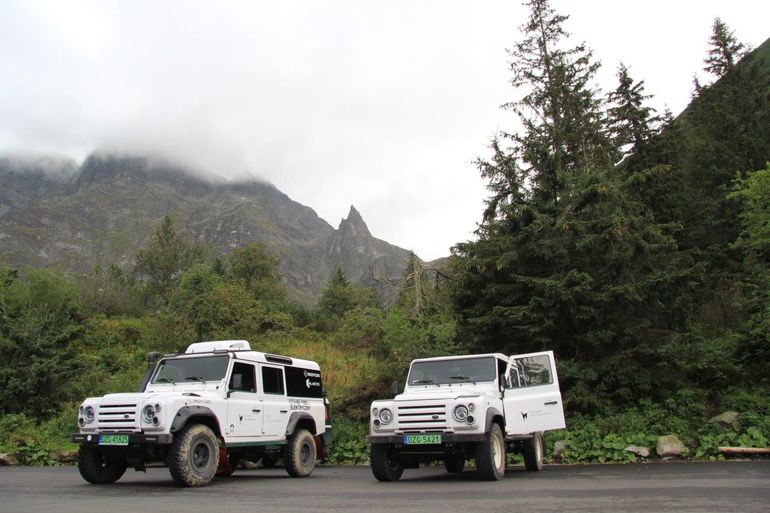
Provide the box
[502,351,566,435]
[260,364,289,437]
[226,361,263,438]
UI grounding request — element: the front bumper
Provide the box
[70,432,173,445]
[367,433,486,445]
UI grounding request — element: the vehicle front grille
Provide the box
[396,402,447,432]
[97,403,138,431]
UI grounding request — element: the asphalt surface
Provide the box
[1,461,768,513]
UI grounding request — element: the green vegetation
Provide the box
[1,2,769,465]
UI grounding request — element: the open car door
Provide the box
[503,350,566,436]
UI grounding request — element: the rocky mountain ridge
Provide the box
[0,153,414,304]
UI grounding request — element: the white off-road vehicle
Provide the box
[71,340,331,487]
[367,351,565,481]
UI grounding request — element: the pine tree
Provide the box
[607,63,659,157]
[504,0,612,206]
[704,17,748,79]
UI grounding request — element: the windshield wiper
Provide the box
[185,376,206,383]
[412,379,435,385]
[450,375,476,384]
[155,377,175,384]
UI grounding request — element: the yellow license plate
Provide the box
[403,434,442,445]
[99,434,129,446]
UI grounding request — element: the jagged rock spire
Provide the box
[338,205,371,238]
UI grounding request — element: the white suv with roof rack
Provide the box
[71,340,331,487]
[367,351,565,481]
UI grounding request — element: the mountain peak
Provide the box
[339,205,371,237]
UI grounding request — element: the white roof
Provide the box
[410,353,509,364]
[185,340,251,353]
[181,340,320,370]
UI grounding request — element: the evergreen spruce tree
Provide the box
[607,63,659,157]
[452,0,697,411]
[704,17,749,80]
[505,0,612,206]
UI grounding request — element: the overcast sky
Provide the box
[1,1,768,260]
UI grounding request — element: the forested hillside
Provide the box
[1,1,768,465]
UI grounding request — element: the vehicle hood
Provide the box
[394,389,485,402]
[92,390,219,403]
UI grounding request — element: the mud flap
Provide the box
[216,447,234,476]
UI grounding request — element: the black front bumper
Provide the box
[70,432,173,445]
[367,433,486,445]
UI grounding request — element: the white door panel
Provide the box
[503,350,566,435]
[226,393,263,438]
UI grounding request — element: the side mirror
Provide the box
[499,373,508,390]
[392,380,400,396]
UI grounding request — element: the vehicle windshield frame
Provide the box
[406,356,497,386]
[151,354,231,384]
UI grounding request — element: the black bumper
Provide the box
[367,433,487,445]
[70,433,173,445]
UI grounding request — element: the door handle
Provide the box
[280,410,288,414]
[252,409,261,413]
[544,401,557,406]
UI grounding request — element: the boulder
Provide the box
[552,440,567,462]
[709,411,740,430]
[55,449,78,464]
[625,445,650,458]
[0,452,21,466]
[656,435,686,458]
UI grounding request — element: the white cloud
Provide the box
[1,0,768,260]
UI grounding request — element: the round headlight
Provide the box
[83,406,95,424]
[142,405,156,423]
[379,408,393,425]
[453,405,469,422]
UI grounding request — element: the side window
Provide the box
[515,355,553,387]
[261,366,285,395]
[285,366,323,398]
[229,362,257,393]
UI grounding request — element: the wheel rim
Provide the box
[192,441,211,471]
[492,433,503,469]
[300,441,312,466]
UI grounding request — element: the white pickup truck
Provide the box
[367,351,565,481]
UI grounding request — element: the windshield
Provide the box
[407,357,496,386]
[152,355,230,384]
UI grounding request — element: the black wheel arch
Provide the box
[285,412,317,436]
[484,408,505,434]
[170,405,223,438]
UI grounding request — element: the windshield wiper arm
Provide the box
[450,375,476,384]
[413,379,435,384]
[155,377,175,384]
[185,376,206,383]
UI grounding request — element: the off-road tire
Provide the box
[444,455,465,473]
[475,423,506,481]
[284,429,316,477]
[523,431,544,471]
[370,444,404,482]
[167,423,219,487]
[77,444,127,484]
